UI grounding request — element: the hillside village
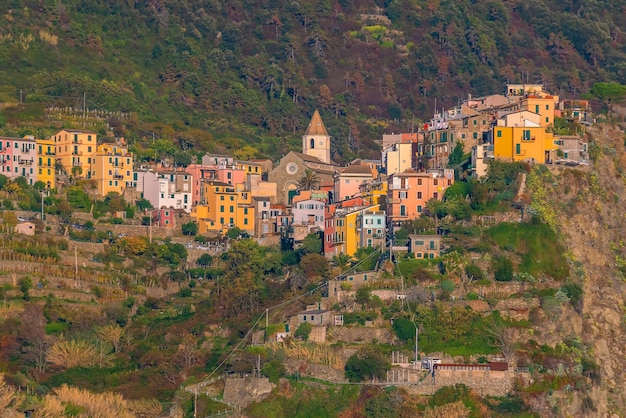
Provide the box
[1,83,621,418]
[2,83,590,256]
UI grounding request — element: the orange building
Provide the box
[386,169,454,229]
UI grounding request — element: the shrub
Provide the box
[466,292,479,300]
[178,288,192,298]
[294,322,313,341]
[182,222,198,236]
[261,359,285,383]
[392,317,416,341]
[493,257,514,281]
[344,347,391,382]
[441,279,455,293]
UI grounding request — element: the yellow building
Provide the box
[192,180,255,235]
[89,143,134,196]
[53,129,97,177]
[493,126,556,164]
[358,178,387,206]
[333,204,381,257]
[236,160,265,176]
[36,138,55,189]
[521,95,559,128]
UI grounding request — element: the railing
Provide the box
[113,174,124,179]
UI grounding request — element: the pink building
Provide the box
[334,164,374,201]
[150,208,176,228]
[186,162,246,205]
[386,169,454,230]
[0,136,38,185]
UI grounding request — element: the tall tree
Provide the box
[297,169,320,190]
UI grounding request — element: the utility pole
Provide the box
[74,246,78,281]
[415,324,419,367]
[40,190,45,221]
[265,308,269,329]
[193,388,197,418]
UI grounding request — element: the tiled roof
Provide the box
[304,109,329,136]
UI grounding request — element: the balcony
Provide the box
[113,174,124,180]
[19,159,34,166]
[45,152,56,156]
[72,151,83,156]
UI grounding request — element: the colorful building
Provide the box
[521,95,558,128]
[382,142,413,175]
[52,129,97,177]
[408,234,442,259]
[0,136,38,185]
[89,142,133,196]
[36,138,55,188]
[137,170,193,212]
[492,125,556,164]
[192,180,254,235]
[358,178,388,206]
[358,208,386,249]
[334,164,374,201]
[386,169,454,229]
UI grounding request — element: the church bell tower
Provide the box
[302,109,331,164]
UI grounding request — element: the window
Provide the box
[310,138,315,149]
[229,217,234,224]
[414,240,424,245]
[220,217,224,224]
[244,208,248,215]
[417,179,422,186]
[367,229,372,234]
[229,206,234,213]
[400,205,406,216]
[399,191,407,199]
[303,315,307,321]
[497,130,502,138]
[417,205,422,213]
[473,119,477,125]
[244,218,248,225]
[522,130,531,141]
[417,191,422,199]
[433,179,438,186]
[473,132,478,139]
[546,117,549,123]
[433,192,438,199]
[220,196,224,200]
[311,315,315,321]
[516,143,521,154]
[220,205,224,212]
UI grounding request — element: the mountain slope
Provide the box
[1,1,626,159]
[545,126,626,415]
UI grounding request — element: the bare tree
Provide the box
[19,303,52,373]
[485,318,514,361]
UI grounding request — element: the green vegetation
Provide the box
[344,346,391,382]
[247,382,359,418]
[485,222,569,280]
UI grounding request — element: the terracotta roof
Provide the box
[61,129,96,134]
[304,109,329,136]
[341,164,373,175]
[292,152,323,164]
